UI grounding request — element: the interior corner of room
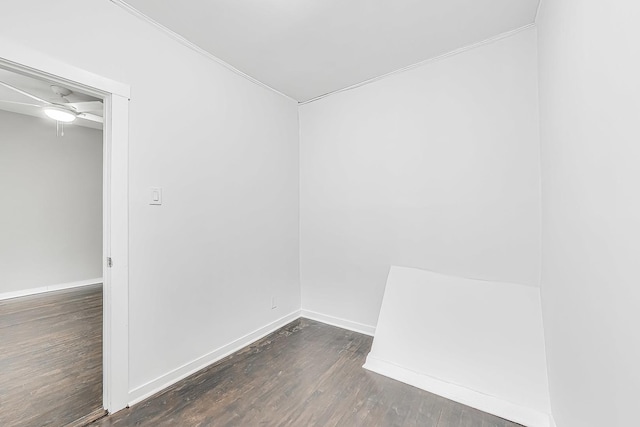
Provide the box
[1,0,638,426]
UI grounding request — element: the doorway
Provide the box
[0,43,130,418]
[0,67,106,425]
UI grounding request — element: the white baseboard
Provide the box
[0,278,103,301]
[127,310,302,406]
[126,308,553,427]
[301,309,376,336]
[363,355,551,427]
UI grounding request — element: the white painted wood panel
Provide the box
[365,266,551,427]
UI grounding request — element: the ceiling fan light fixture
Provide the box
[44,106,76,123]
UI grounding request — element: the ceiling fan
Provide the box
[0,80,103,124]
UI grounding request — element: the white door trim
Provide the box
[0,36,131,414]
[0,37,130,98]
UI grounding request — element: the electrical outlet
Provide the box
[271,296,277,309]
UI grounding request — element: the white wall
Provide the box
[299,28,541,328]
[0,110,102,295]
[537,1,640,426]
[0,0,299,397]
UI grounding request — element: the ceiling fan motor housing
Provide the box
[50,85,72,97]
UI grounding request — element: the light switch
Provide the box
[150,187,162,205]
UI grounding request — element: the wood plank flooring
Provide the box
[0,285,104,427]
[93,318,522,427]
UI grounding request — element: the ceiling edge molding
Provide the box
[300,23,537,105]
[534,0,543,22]
[109,0,297,103]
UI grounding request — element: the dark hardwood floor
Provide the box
[94,318,522,427]
[0,284,104,427]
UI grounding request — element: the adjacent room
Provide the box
[0,1,637,427]
[0,68,105,426]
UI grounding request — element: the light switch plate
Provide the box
[150,187,162,205]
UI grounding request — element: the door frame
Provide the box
[0,37,131,413]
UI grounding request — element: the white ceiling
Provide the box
[122,0,540,102]
[0,68,103,130]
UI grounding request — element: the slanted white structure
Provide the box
[365,266,551,427]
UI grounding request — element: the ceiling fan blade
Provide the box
[0,100,43,108]
[77,113,104,123]
[66,101,103,113]
[0,80,52,105]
